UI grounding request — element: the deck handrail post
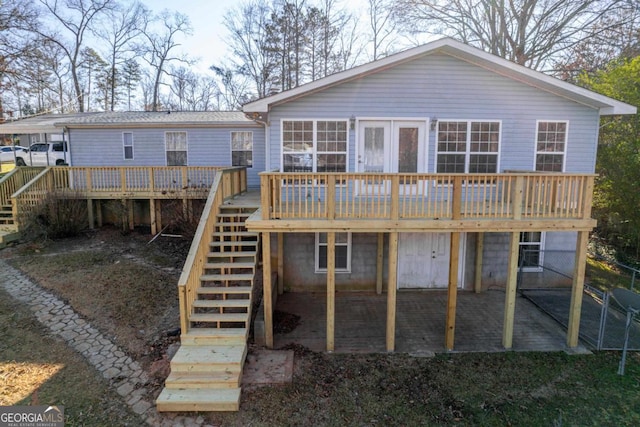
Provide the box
[149,167,155,194]
[327,175,336,219]
[390,175,400,220]
[582,175,594,219]
[512,175,524,220]
[452,176,463,220]
[120,168,127,192]
[260,173,271,220]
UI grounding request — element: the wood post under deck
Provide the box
[327,232,336,352]
[567,230,589,347]
[262,232,273,348]
[277,233,284,295]
[445,232,461,351]
[502,231,520,349]
[386,232,398,351]
[474,233,484,293]
[376,233,384,295]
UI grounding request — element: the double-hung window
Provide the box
[282,120,348,173]
[231,131,253,167]
[315,232,351,273]
[535,121,567,172]
[165,131,187,166]
[436,121,500,174]
[123,132,134,160]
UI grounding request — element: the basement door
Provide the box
[398,233,464,289]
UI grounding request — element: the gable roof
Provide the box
[242,38,636,116]
[0,111,256,135]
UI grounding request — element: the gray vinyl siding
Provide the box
[266,53,600,174]
[68,125,265,188]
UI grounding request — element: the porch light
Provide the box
[430,117,438,131]
[350,115,356,130]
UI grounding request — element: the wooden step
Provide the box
[196,286,253,295]
[217,212,252,218]
[181,328,248,345]
[204,261,255,270]
[156,388,241,412]
[192,299,251,309]
[165,371,240,389]
[170,345,246,372]
[210,241,259,248]
[190,313,248,323]
[207,251,257,259]
[214,231,258,239]
[200,273,254,282]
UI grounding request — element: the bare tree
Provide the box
[393,0,635,70]
[31,0,116,112]
[141,10,193,111]
[223,0,278,98]
[95,0,148,111]
[0,0,40,119]
[210,65,251,110]
[368,0,397,60]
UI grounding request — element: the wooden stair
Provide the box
[0,203,19,248]
[156,205,259,412]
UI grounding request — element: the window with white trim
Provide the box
[519,232,545,272]
[282,120,347,172]
[316,232,351,273]
[165,131,187,166]
[535,121,567,172]
[231,131,253,167]
[123,132,134,160]
[436,121,500,173]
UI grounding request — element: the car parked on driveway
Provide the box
[14,142,69,166]
[0,145,28,163]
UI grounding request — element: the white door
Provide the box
[357,120,426,174]
[398,233,464,289]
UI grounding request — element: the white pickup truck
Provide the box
[15,142,69,166]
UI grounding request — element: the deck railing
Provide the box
[0,167,44,208]
[177,167,247,334]
[260,172,595,221]
[10,166,233,227]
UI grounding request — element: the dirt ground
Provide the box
[1,228,190,393]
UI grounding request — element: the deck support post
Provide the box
[155,200,162,232]
[96,200,103,227]
[445,232,461,351]
[87,199,94,229]
[474,232,484,293]
[327,232,336,352]
[277,232,284,295]
[150,199,157,235]
[502,231,520,349]
[127,199,134,231]
[262,232,273,348]
[386,232,398,352]
[376,233,384,294]
[567,230,589,347]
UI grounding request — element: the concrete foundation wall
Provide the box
[479,231,578,289]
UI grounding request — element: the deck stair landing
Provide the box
[0,204,19,248]
[157,204,259,412]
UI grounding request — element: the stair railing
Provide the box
[178,167,248,335]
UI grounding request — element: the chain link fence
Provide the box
[518,249,640,350]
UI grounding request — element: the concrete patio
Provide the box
[271,290,576,353]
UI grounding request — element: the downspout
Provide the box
[63,127,70,165]
[244,112,270,171]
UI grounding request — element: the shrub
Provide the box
[21,191,88,240]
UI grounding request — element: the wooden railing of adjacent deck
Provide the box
[10,166,233,229]
[260,172,595,221]
[177,167,247,335]
[0,167,44,209]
